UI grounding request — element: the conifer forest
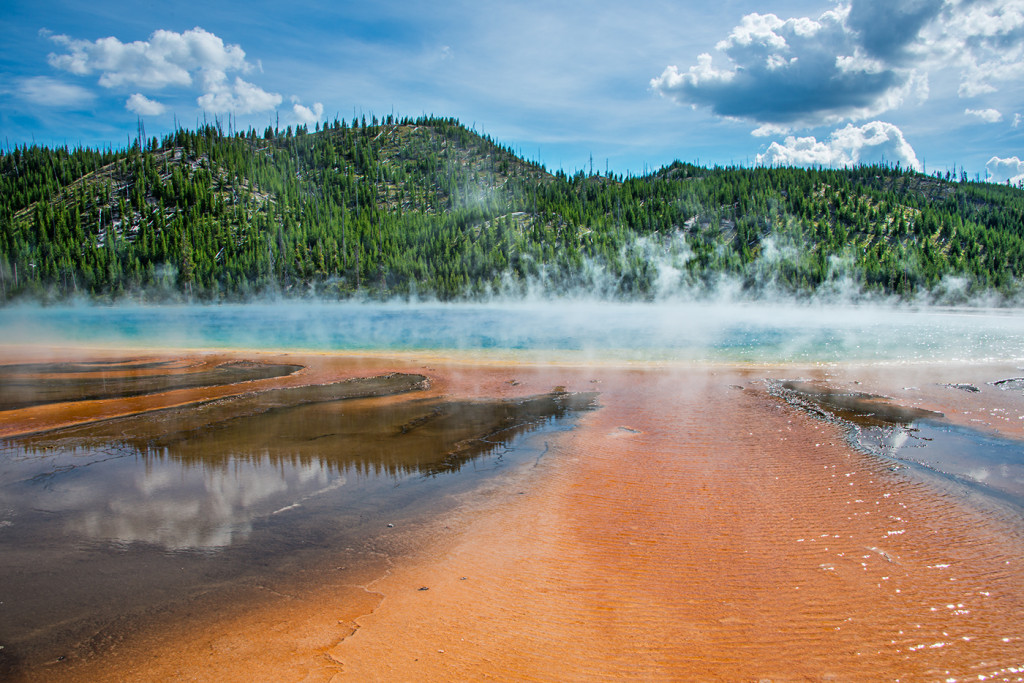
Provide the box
[3,116,1023,303]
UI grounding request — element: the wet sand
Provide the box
[3,348,1024,681]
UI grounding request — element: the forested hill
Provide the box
[2,115,1024,303]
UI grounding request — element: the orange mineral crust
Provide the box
[330,367,1024,682]
[8,357,1024,682]
[0,346,453,439]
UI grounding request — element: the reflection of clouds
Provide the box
[880,423,1024,502]
[21,452,344,550]
[966,467,991,483]
[887,430,910,452]
[137,463,177,496]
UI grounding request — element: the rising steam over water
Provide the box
[3,301,1024,362]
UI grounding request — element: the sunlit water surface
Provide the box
[3,301,1024,362]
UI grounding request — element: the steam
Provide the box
[4,297,1024,364]
[3,189,1023,363]
[475,228,1021,308]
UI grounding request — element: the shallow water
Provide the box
[0,369,596,671]
[0,358,303,410]
[772,379,1024,510]
[868,419,1024,507]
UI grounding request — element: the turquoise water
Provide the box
[2,301,1024,362]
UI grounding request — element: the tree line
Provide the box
[2,116,1023,303]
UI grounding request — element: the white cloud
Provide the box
[651,0,1024,141]
[757,134,835,166]
[16,76,95,108]
[1014,113,1022,128]
[196,77,282,115]
[292,100,324,127]
[751,123,791,138]
[985,156,1024,184]
[46,27,281,115]
[923,0,1024,98]
[957,80,997,98]
[651,4,928,128]
[756,121,922,170]
[47,27,246,89]
[125,93,166,116]
[965,107,1003,122]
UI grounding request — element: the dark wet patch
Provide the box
[991,377,1024,391]
[0,379,598,674]
[771,380,942,428]
[0,359,304,411]
[15,372,430,444]
[944,383,981,393]
[768,379,1024,511]
[0,359,180,375]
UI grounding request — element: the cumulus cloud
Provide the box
[196,77,282,115]
[291,99,324,126]
[756,121,922,170]
[46,27,246,90]
[649,0,1024,131]
[46,26,281,114]
[651,3,929,128]
[16,76,95,108]
[847,0,944,61]
[986,156,1024,184]
[126,93,166,116]
[928,0,1024,99]
[965,107,1003,122]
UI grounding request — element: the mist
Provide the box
[4,220,1023,364]
[3,297,1024,364]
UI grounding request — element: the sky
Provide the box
[2,0,1023,184]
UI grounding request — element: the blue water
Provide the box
[2,301,1024,362]
[908,420,1024,506]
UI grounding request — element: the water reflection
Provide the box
[873,420,1024,505]
[0,364,597,672]
[771,380,1024,506]
[1,386,597,551]
[47,453,339,550]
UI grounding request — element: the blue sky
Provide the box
[2,0,1023,183]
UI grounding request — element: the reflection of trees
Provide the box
[4,383,597,550]
[14,374,597,479]
[148,391,597,478]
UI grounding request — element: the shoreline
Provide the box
[2,348,1024,680]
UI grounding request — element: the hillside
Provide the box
[2,116,1023,303]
